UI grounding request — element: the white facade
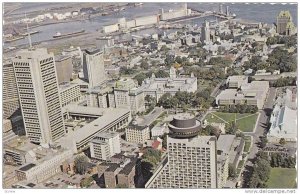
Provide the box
[82,49,106,88]
[15,149,72,183]
[90,131,121,161]
[146,136,217,188]
[13,48,65,144]
[3,62,20,119]
[125,125,150,144]
[59,83,81,107]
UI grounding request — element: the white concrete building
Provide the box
[59,82,81,107]
[125,124,150,144]
[267,105,297,143]
[3,62,20,119]
[12,48,65,144]
[90,131,121,161]
[82,48,106,88]
[15,149,72,183]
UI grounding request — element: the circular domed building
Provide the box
[168,113,201,138]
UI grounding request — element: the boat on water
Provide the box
[4,36,25,43]
[53,30,85,38]
[21,30,40,36]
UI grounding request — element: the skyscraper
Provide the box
[12,48,65,144]
[3,61,20,119]
[201,20,210,43]
[82,48,106,88]
[146,113,217,188]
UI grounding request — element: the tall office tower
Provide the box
[12,48,65,144]
[201,21,210,43]
[82,48,106,88]
[146,114,217,188]
[219,4,223,14]
[3,62,20,119]
[54,55,73,84]
[226,6,229,16]
[276,10,295,35]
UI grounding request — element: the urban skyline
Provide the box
[2,1,298,192]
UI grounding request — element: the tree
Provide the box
[260,136,268,148]
[134,73,147,85]
[155,70,169,78]
[75,155,89,175]
[80,176,94,188]
[140,60,149,70]
[226,121,238,135]
[228,163,237,178]
[279,138,286,145]
[254,158,271,182]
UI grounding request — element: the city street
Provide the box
[241,87,276,187]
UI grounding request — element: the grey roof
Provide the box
[217,135,235,154]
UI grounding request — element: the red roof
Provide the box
[152,140,161,149]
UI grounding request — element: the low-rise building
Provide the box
[216,81,269,109]
[139,68,197,102]
[59,105,131,153]
[217,135,244,188]
[267,105,297,143]
[15,149,72,184]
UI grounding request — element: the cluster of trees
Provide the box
[225,121,239,135]
[271,77,297,87]
[218,104,258,114]
[266,35,297,48]
[80,176,94,188]
[144,95,156,114]
[267,47,297,73]
[207,56,233,68]
[134,70,169,85]
[74,155,89,175]
[270,153,296,168]
[120,66,136,75]
[158,90,213,111]
[219,33,234,41]
[141,148,162,181]
[199,125,221,137]
[248,152,271,188]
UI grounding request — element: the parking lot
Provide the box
[34,173,98,189]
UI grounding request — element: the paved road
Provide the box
[241,87,276,187]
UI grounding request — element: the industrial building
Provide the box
[146,114,217,188]
[90,131,121,161]
[12,48,65,144]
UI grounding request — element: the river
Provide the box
[4,2,297,48]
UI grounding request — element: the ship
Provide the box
[21,30,40,36]
[53,30,85,38]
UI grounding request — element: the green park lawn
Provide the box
[266,168,297,188]
[204,112,258,132]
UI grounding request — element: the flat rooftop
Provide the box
[60,106,130,143]
[94,131,119,139]
[18,163,36,172]
[217,134,235,154]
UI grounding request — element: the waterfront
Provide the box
[3,2,298,48]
